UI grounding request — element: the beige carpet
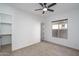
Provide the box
[0,44,11,56]
[0,41,79,56]
[11,41,79,56]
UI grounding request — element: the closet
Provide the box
[0,13,12,55]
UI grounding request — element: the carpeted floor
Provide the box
[11,41,79,56]
[0,41,79,56]
[0,44,11,56]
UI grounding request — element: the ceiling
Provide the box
[9,3,55,16]
[8,3,79,18]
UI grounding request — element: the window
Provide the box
[52,19,68,39]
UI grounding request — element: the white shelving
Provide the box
[0,13,12,35]
[0,13,12,46]
[0,13,12,24]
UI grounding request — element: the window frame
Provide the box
[51,19,68,39]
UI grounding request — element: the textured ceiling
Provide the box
[9,3,79,18]
[8,3,57,17]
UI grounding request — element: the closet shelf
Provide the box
[0,22,12,25]
[0,34,12,36]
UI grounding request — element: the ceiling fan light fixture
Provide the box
[35,3,56,14]
[43,8,47,11]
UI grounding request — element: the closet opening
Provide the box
[0,13,12,55]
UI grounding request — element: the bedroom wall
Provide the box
[0,4,43,51]
[12,8,41,51]
[42,3,79,50]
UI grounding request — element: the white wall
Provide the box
[0,4,42,51]
[12,8,41,51]
[43,3,79,50]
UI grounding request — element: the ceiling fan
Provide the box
[35,3,56,14]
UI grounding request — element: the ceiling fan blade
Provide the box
[47,9,54,12]
[42,11,45,14]
[35,9,42,11]
[44,3,47,7]
[39,3,43,7]
[48,3,56,8]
